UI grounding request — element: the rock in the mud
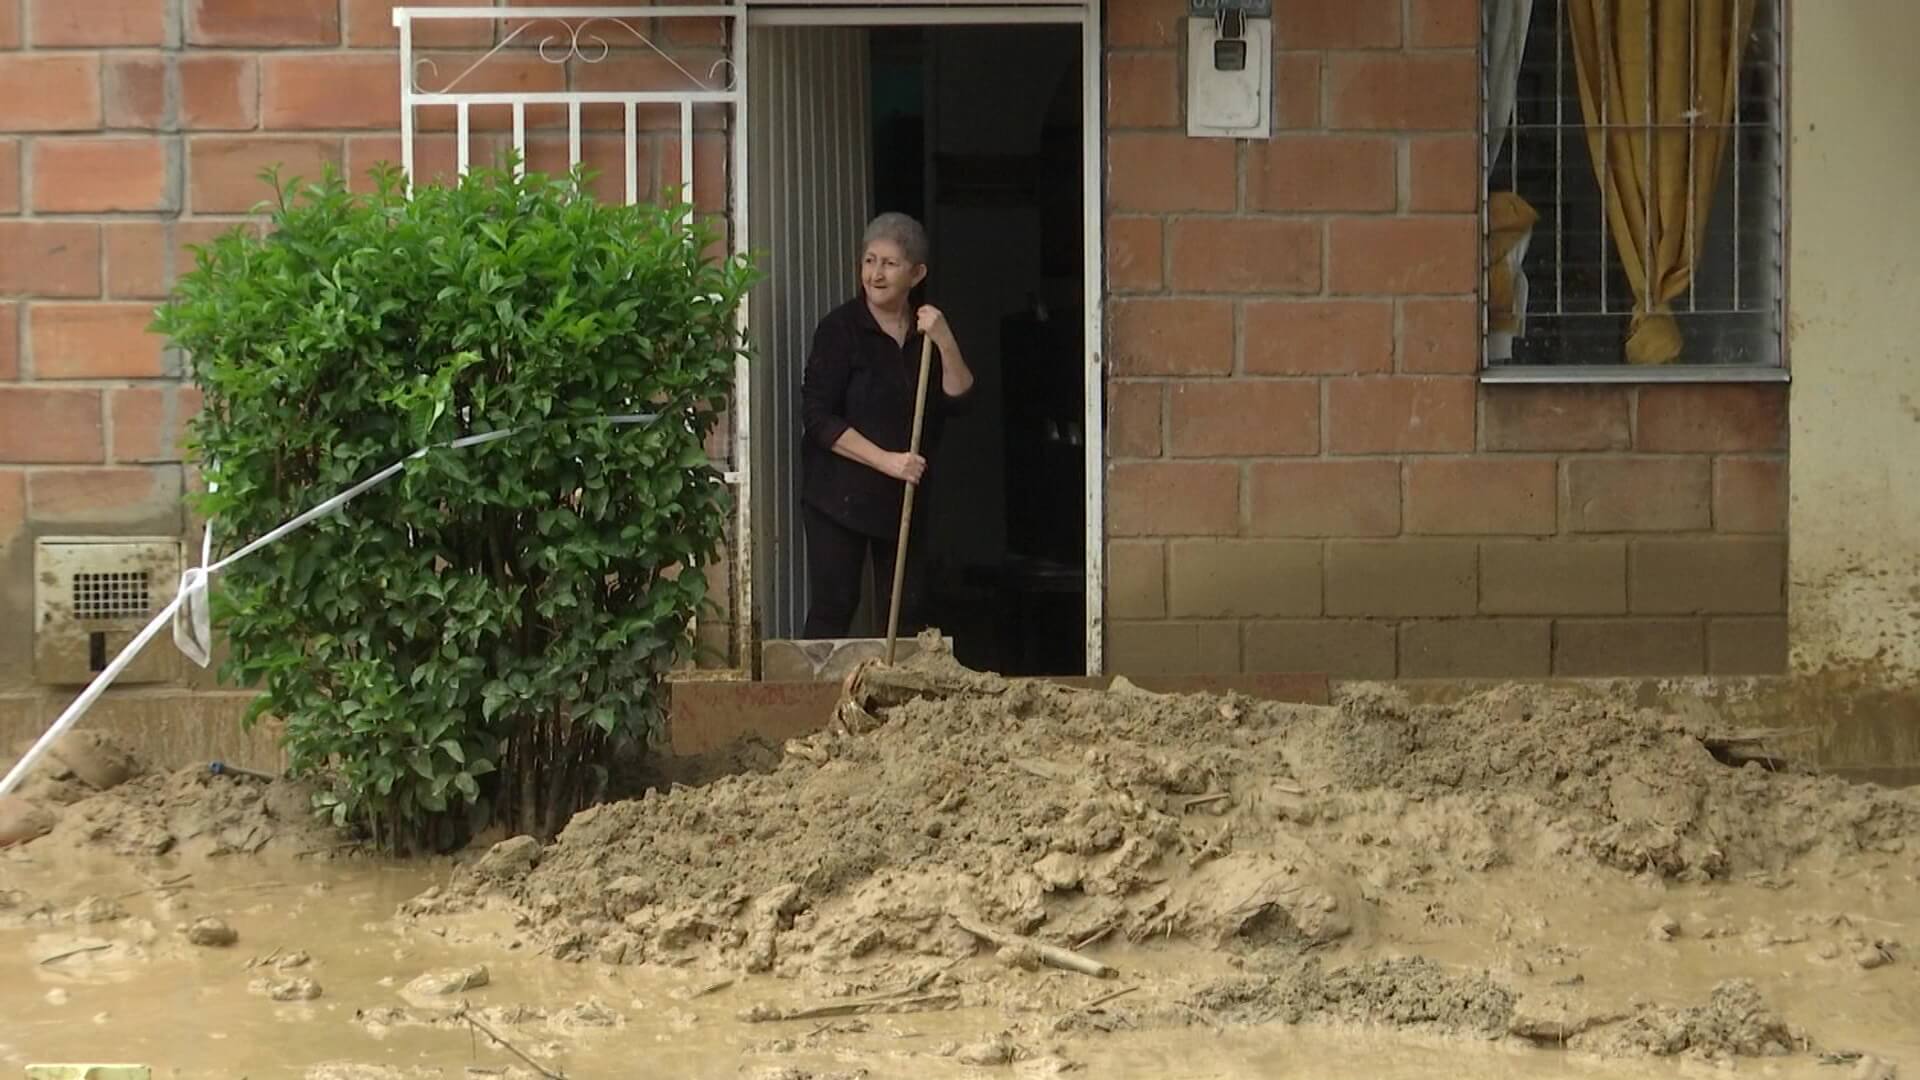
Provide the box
[0,794,56,847]
[186,917,239,947]
[1855,943,1895,970]
[72,895,128,924]
[957,1033,1021,1066]
[407,964,489,996]
[252,975,324,1001]
[275,950,312,970]
[1648,911,1680,942]
[48,730,143,790]
[997,943,1043,971]
[472,835,541,881]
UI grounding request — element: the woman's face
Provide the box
[861,239,926,310]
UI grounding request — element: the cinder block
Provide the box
[1480,541,1626,615]
[1630,538,1786,614]
[1399,619,1551,677]
[1167,540,1322,618]
[1326,540,1477,617]
[1554,619,1704,676]
[1243,619,1396,678]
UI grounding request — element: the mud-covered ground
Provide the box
[3,642,1918,1077]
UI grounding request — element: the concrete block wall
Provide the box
[1100,0,1790,679]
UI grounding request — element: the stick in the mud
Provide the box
[1074,985,1139,1013]
[454,1005,567,1080]
[884,333,935,665]
[954,917,1116,979]
[743,992,960,1023]
[38,943,112,966]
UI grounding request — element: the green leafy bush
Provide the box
[154,164,755,848]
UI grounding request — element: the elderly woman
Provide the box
[799,212,975,639]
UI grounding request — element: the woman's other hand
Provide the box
[917,305,955,346]
[886,451,928,485]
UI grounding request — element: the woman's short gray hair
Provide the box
[862,212,929,267]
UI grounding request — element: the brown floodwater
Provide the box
[2,847,1913,1079]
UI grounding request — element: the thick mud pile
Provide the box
[432,643,1919,1044]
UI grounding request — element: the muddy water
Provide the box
[1,851,1911,1079]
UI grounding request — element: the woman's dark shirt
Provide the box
[800,296,973,538]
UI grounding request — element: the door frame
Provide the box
[743,0,1106,676]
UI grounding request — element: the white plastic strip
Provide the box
[0,413,667,798]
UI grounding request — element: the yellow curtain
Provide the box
[1567,0,1757,364]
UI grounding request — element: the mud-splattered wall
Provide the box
[1786,0,1920,768]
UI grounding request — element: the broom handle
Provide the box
[885,333,936,664]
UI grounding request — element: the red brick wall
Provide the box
[1101,0,1788,678]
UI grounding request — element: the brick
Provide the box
[1169,219,1320,294]
[1400,620,1551,677]
[0,139,17,214]
[1326,540,1477,616]
[1108,540,1166,619]
[261,54,400,131]
[0,1,16,47]
[1630,538,1786,615]
[1480,541,1627,615]
[32,139,173,213]
[1410,0,1480,47]
[1567,458,1711,532]
[1555,619,1704,676]
[1326,377,1475,454]
[1327,53,1477,131]
[111,385,199,463]
[0,56,104,131]
[1483,386,1631,451]
[1245,620,1396,678]
[0,302,16,379]
[29,0,166,45]
[1168,540,1321,617]
[1400,297,1477,374]
[1245,300,1392,375]
[105,55,168,129]
[415,55,569,133]
[1108,462,1239,536]
[105,222,171,299]
[1708,618,1788,675]
[1714,457,1787,533]
[1106,621,1240,676]
[1636,384,1788,452]
[0,387,104,463]
[29,303,166,379]
[1168,380,1318,457]
[1107,380,1162,458]
[346,0,495,48]
[1274,0,1400,48]
[1328,216,1476,295]
[1109,134,1236,212]
[29,465,183,528]
[181,55,258,131]
[174,218,256,274]
[189,0,339,46]
[1405,458,1557,535]
[1248,459,1400,538]
[1107,0,1183,47]
[1106,216,1162,292]
[1274,54,1321,130]
[0,222,101,298]
[345,135,469,193]
[189,136,341,214]
[1409,135,1478,213]
[1108,52,1179,128]
[0,471,22,548]
[1109,298,1234,376]
[1250,136,1396,212]
[658,135,726,212]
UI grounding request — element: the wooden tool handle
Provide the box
[885,333,936,664]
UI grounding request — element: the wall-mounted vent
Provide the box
[35,537,183,686]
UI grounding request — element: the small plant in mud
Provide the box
[153,162,756,850]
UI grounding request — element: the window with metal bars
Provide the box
[1482,0,1784,375]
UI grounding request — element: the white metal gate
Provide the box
[394,4,755,671]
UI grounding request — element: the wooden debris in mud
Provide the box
[453,1004,566,1080]
[954,917,1115,979]
[741,992,961,1023]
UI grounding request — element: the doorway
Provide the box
[747,14,1096,677]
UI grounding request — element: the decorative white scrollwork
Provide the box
[411,16,735,96]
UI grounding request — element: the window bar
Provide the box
[568,101,582,169]
[512,102,526,179]
[1555,0,1564,314]
[1770,0,1785,348]
[457,102,471,176]
[625,101,638,205]
[1598,0,1610,318]
[1686,0,1698,313]
[1642,2,1655,328]
[1729,0,1742,313]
